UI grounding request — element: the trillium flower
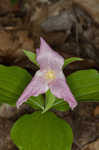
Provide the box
[16,37,77,109]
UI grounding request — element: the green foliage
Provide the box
[67,69,99,101]
[0,65,99,112]
[26,95,44,110]
[63,57,83,68]
[52,69,99,111]
[43,91,69,113]
[52,98,69,111]
[10,0,18,5]
[0,65,44,110]
[11,111,73,150]
[0,65,31,105]
[23,50,39,67]
[42,90,56,113]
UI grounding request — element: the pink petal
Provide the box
[16,70,48,108]
[36,37,64,71]
[49,78,77,110]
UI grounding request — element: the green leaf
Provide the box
[10,0,18,5]
[63,57,83,68]
[23,50,39,67]
[52,98,69,112]
[11,111,73,150]
[26,95,44,110]
[42,90,56,113]
[67,69,99,101]
[52,69,99,111]
[0,65,32,105]
[0,65,44,110]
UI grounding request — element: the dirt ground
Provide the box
[0,0,99,150]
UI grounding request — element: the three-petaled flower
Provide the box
[16,37,77,109]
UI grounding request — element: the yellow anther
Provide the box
[45,70,56,80]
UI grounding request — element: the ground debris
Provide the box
[81,139,99,150]
[41,10,76,32]
[0,117,17,150]
[41,2,99,64]
[72,103,99,147]
[73,0,99,25]
[94,105,99,117]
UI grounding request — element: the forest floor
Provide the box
[0,0,99,149]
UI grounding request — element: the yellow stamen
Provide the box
[45,70,56,80]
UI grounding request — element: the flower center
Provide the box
[45,70,56,80]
